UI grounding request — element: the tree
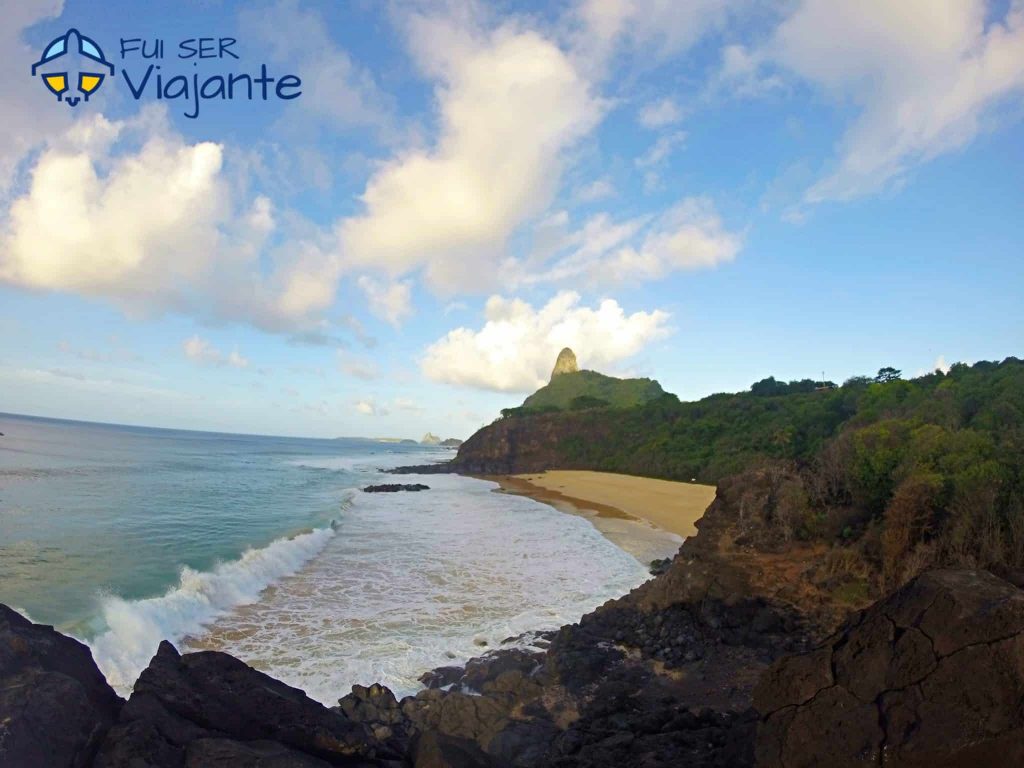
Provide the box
[751,377,786,396]
[843,375,872,388]
[875,367,902,383]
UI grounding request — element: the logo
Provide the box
[29,29,302,118]
[32,28,114,107]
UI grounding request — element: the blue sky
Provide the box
[1,0,1022,439]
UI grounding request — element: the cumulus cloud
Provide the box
[182,336,249,368]
[0,108,353,338]
[357,276,413,327]
[761,0,1024,201]
[339,13,603,293]
[421,291,671,392]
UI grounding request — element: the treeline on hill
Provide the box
[499,357,1024,593]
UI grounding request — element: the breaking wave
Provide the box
[86,524,336,692]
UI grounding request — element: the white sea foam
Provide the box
[86,525,336,692]
[191,474,657,703]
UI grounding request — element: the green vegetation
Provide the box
[521,370,664,410]
[501,358,1024,587]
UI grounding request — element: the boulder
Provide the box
[755,569,1024,767]
[0,603,123,768]
[96,641,389,766]
[550,348,579,378]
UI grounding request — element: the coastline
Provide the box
[482,470,715,566]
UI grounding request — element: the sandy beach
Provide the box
[487,470,717,564]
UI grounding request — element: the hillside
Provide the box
[439,356,1024,594]
[521,369,665,410]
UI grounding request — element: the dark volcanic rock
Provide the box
[96,641,389,767]
[411,730,500,768]
[755,569,1024,767]
[0,603,123,768]
[363,483,430,493]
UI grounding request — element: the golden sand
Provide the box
[490,470,716,539]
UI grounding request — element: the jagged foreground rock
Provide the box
[755,568,1024,768]
[0,605,123,767]
[94,640,394,766]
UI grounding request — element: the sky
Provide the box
[0,0,1021,440]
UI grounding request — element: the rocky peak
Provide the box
[551,347,579,379]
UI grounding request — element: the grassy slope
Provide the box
[522,370,665,410]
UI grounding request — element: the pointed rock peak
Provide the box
[551,347,579,379]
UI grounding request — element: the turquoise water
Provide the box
[0,412,653,701]
[0,413,403,630]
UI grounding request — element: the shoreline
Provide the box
[480,470,716,566]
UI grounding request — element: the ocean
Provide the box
[0,412,654,703]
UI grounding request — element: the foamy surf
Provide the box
[85,524,337,693]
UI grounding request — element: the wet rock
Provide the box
[461,649,544,693]
[363,484,430,493]
[419,666,465,690]
[755,569,1024,767]
[0,603,123,768]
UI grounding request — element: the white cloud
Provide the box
[0,108,352,338]
[355,399,388,416]
[524,197,741,286]
[0,0,72,198]
[576,177,616,202]
[357,276,413,327]
[761,0,1024,201]
[182,336,249,368]
[340,15,603,293]
[239,0,394,134]
[569,0,742,73]
[934,355,952,375]
[638,98,683,128]
[636,130,687,168]
[421,291,671,392]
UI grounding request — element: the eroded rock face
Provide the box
[550,348,579,379]
[755,569,1024,767]
[95,640,392,767]
[0,604,123,768]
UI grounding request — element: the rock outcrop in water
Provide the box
[363,483,430,493]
